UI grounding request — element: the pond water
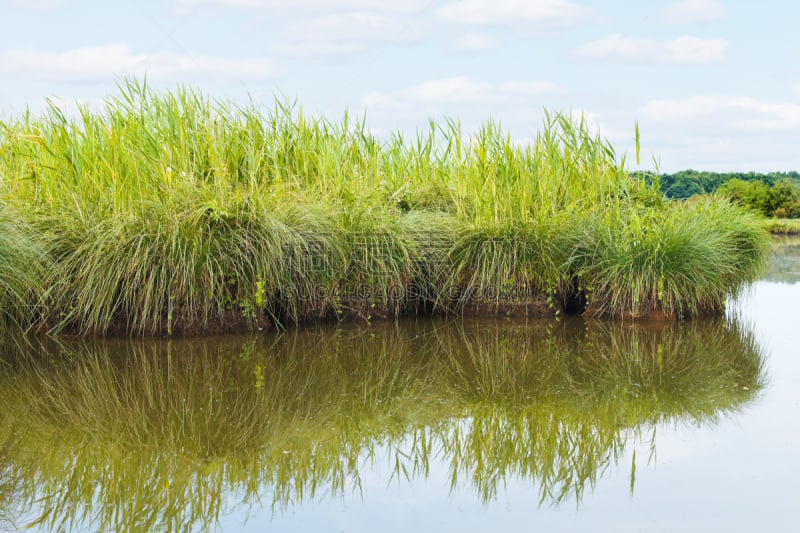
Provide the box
[1,238,798,533]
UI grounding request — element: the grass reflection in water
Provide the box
[0,317,764,532]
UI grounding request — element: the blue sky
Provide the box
[1,0,798,172]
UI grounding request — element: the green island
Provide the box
[0,81,771,335]
[0,318,765,531]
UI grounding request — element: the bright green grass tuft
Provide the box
[570,196,770,318]
[0,208,49,328]
[0,80,772,334]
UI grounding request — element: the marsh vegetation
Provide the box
[0,81,770,335]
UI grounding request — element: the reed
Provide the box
[569,196,769,318]
[0,80,770,334]
[0,317,764,530]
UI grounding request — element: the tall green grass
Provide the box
[569,197,768,318]
[0,80,770,334]
[0,208,48,328]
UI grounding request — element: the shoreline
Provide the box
[36,287,727,338]
[764,219,800,235]
[0,83,771,336]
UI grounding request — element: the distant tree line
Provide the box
[638,170,800,218]
[716,179,800,218]
[657,170,800,198]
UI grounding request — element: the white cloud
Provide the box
[575,34,728,64]
[0,0,71,11]
[364,76,564,110]
[275,11,426,58]
[0,44,278,83]
[641,94,800,132]
[638,95,800,171]
[358,77,572,155]
[451,32,497,53]
[538,95,800,173]
[569,108,619,139]
[173,0,430,14]
[174,2,433,60]
[361,77,565,128]
[437,0,598,29]
[657,0,724,24]
[272,41,362,59]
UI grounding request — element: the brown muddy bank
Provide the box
[42,285,725,337]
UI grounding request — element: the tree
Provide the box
[717,177,800,217]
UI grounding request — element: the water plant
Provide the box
[763,217,800,235]
[0,209,48,328]
[0,80,770,334]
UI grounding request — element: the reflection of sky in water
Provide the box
[2,239,799,532]
[762,236,800,284]
[253,241,800,533]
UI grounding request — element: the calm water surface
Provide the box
[1,238,798,532]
